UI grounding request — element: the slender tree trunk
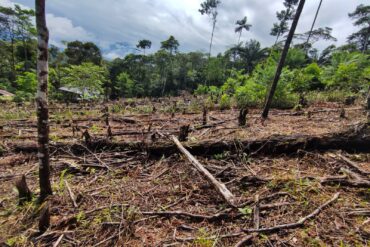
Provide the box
[23,38,29,71]
[262,0,306,119]
[10,37,16,86]
[238,31,242,44]
[305,0,323,51]
[35,0,52,202]
[363,26,370,53]
[274,33,281,45]
[209,18,216,59]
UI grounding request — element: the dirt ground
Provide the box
[0,98,369,246]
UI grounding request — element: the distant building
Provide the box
[59,86,99,101]
[0,89,15,98]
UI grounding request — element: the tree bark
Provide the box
[262,0,306,119]
[35,0,52,202]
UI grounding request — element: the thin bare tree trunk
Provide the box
[305,0,323,50]
[262,0,306,119]
[35,0,52,202]
[209,18,216,59]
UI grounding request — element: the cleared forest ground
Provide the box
[0,97,369,246]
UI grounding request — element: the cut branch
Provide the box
[172,135,236,207]
[242,192,340,233]
[64,180,78,208]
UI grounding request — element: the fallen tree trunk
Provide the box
[10,123,370,157]
[150,123,370,156]
[172,135,237,207]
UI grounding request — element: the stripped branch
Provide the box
[172,135,236,207]
[243,192,340,233]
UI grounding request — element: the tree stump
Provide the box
[340,108,346,119]
[345,96,356,106]
[39,203,50,233]
[178,125,190,142]
[299,94,308,107]
[238,108,249,126]
[202,107,208,126]
[103,106,110,126]
[82,129,91,145]
[307,111,312,119]
[107,125,113,139]
[15,175,32,205]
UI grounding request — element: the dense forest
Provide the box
[0,1,369,108]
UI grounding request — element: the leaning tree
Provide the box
[262,0,306,119]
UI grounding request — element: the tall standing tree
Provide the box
[136,39,152,55]
[14,5,36,71]
[64,41,102,65]
[199,0,221,58]
[270,0,299,45]
[235,16,252,44]
[348,4,370,52]
[0,6,18,85]
[160,36,179,95]
[35,0,52,202]
[262,0,306,119]
[160,36,179,55]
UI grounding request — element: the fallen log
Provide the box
[9,123,370,157]
[150,123,370,156]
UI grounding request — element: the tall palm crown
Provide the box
[235,17,252,44]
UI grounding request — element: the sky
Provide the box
[0,0,367,59]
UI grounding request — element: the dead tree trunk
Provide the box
[203,107,208,126]
[38,202,50,233]
[179,125,190,142]
[35,0,52,201]
[15,175,32,205]
[262,0,306,119]
[238,108,248,126]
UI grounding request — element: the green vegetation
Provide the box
[0,3,369,108]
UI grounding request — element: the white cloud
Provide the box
[104,51,121,60]
[46,14,95,47]
[0,0,95,48]
[3,0,369,57]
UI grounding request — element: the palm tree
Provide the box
[227,40,268,72]
[235,17,252,44]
